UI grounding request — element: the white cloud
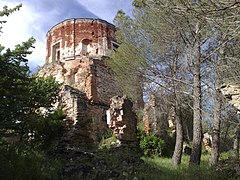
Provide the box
[0,1,46,68]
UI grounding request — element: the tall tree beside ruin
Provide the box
[111,0,240,165]
[208,2,240,164]
[110,0,191,165]
[171,54,184,166]
[210,81,222,165]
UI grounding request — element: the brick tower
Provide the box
[38,18,122,147]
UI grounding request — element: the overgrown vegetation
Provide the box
[0,140,61,180]
[0,3,64,179]
[0,1,240,179]
[98,130,117,149]
[140,154,217,180]
[139,133,165,157]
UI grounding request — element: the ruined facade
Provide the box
[38,18,123,147]
[220,83,240,113]
[107,96,138,147]
[39,18,121,104]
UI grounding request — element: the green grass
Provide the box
[138,154,218,180]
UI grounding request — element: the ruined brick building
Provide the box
[42,18,121,104]
[38,18,123,147]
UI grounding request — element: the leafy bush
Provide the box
[137,122,174,157]
[139,133,165,157]
[98,130,117,149]
[29,108,64,149]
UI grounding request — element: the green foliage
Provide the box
[135,109,144,121]
[216,158,240,179]
[28,75,61,109]
[0,37,35,130]
[0,4,22,17]
[0,3,22,34]
[139,131,165,157]
[0,141,60,180]
[0,3,62,146]
[27,109,64,149]
[137,122,175,157]
[98,130,117,149]
[219,150,234,160]
[0,4,63,180]
[0,39,61,137]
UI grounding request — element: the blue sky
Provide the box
[0,0,133,71]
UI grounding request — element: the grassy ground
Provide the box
[138,154,219,180]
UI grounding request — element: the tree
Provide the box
[110,1,192,165]
[0,3,62,144]
[0,3,22,34]
[110,0,240,166]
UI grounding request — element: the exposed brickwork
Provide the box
[46,18,116,63]
[38,18,123,147]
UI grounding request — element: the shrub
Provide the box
[98,130,117,149]
[27,108,64,149]
[139,133,165,157]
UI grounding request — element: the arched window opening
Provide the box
[82,39,90,56]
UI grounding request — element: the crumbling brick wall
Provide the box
[38,18,123,147]
[58,85,109,148]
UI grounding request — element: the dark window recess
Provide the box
[52,42,60,62]
[96,48,98,54]
[92,31,94,36]
[112,41,119,52]
[82,39,90,55]
[57,50,60,61]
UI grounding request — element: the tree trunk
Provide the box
[189,33,202,166]
[172,102,184,166]
[210,88,221,166]
[171,55,184,166]
[233,124,240,159]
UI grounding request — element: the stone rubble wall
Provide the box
[220,83,240,112]
[38,57,122,105]
[107,96,138,147]
[93,58,122,104]
[58,85,108,148]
